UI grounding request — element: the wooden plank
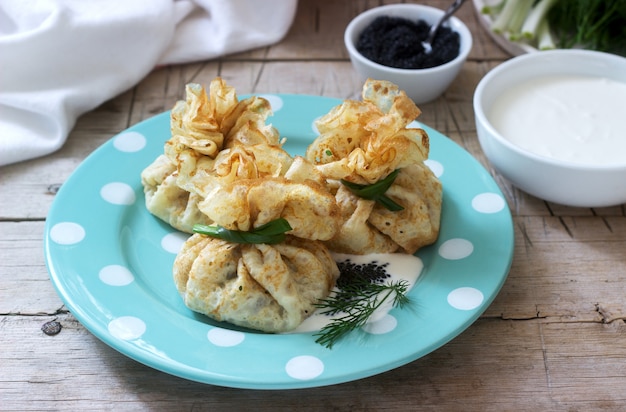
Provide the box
[1,313,556,411]
[252,61,362,98]
[0,222,64,315]
[543,322,626,408]
[262,0,358,60]
[228,0,511,62]
[484,216,626,323]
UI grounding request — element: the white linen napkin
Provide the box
[0,0,297,166]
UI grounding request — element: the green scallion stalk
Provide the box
[341,169,404,211]
[193,218,293,245]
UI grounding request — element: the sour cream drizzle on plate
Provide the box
[288,253,424,334]
[488,75,626,166]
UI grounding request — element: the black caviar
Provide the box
[336,259,390,289]
[356,16,460,69]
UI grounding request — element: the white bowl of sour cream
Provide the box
[474,49,626,207]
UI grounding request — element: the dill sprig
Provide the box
[313,277,410,349]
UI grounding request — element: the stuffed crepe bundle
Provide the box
[305,79,442,254]
[141,78,292,233]
[173,173,341,333]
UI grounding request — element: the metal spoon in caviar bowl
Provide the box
[422,0,468,54]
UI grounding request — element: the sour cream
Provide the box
[488,75,626,166]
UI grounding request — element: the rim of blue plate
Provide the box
[44,94,514,389]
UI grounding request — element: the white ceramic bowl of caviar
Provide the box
[474,49,626,207]
[344,3,472,104]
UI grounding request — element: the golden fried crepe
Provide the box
[327,163,441,254]
[174,235,338,333]
[306,80,427,183]
[199,175,339,242]
[140,154,212,233]
[141,78,290,233]
[173,173,341,333]
[173,142,294,199]
[305,79,442,254]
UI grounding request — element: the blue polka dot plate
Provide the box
[44,95,514,389]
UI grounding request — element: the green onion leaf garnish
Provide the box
[193,218,293,244]
[341,169,404,211]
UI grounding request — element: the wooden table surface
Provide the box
[3,0,626,410]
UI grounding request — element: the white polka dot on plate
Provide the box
[49,222,85,245]
[407,120,424,129]
[438,238,474,260]
[161,232,189,254]
[113,131,146,152]
[424,159,444,178]
[447,287,484,311]
[362,314,397,335]
[207,328,245,347]
[108,316,146,340]
[99,265,134,286]
[258,94,284,112]
[472,193,506,214]
[285,355,324,381]
[100,182,136,205]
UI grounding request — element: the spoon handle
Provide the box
[427,0,468,43]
